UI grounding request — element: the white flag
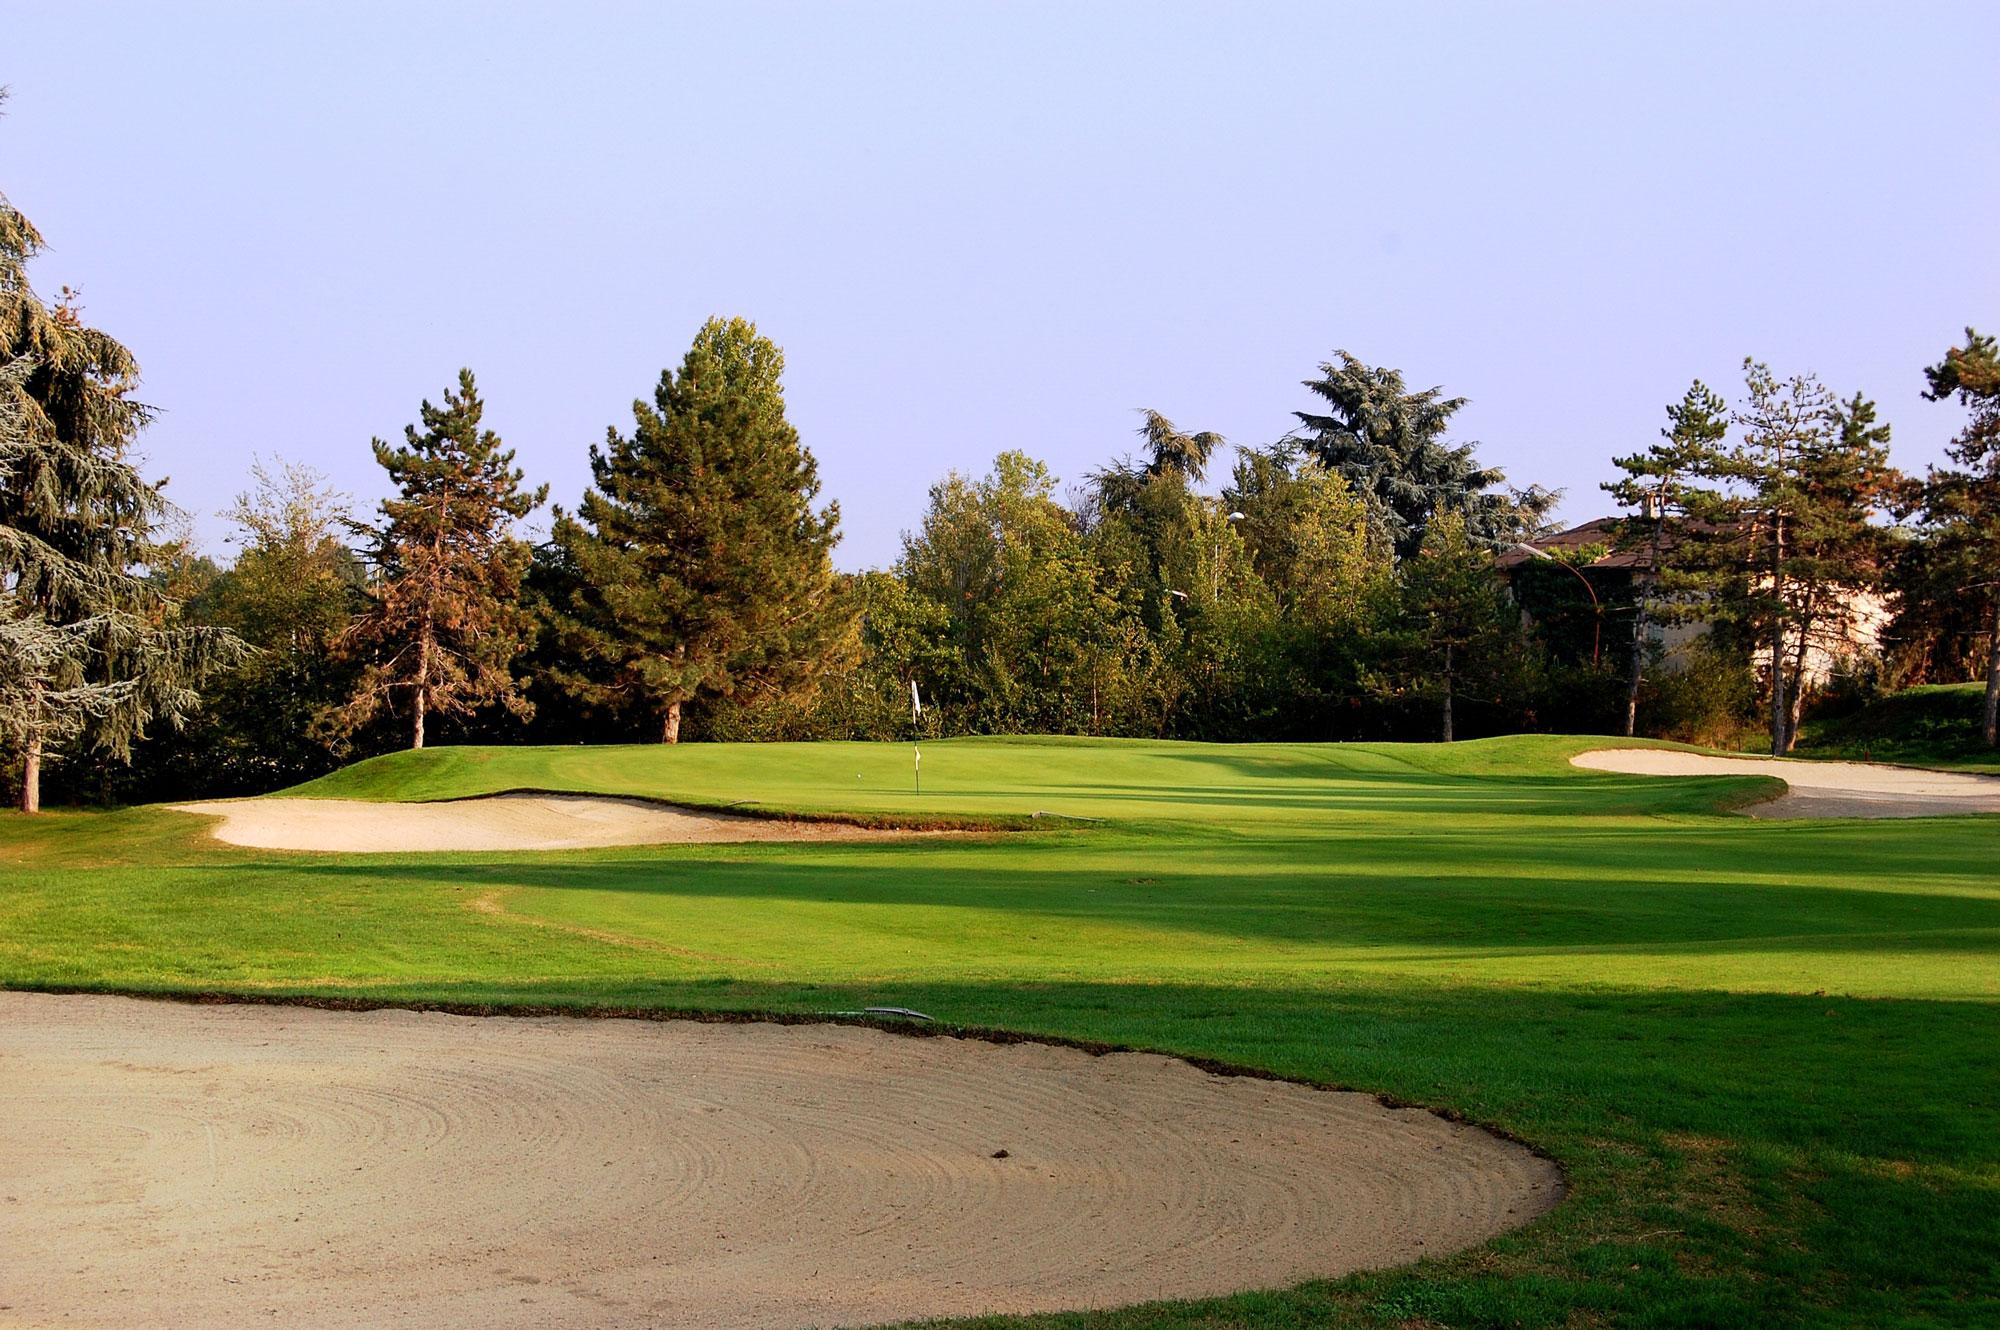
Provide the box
[910,679,923,719]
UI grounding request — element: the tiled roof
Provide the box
[1492,517,1657,570]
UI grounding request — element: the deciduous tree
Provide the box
[1389,511,1521,742]
[188,458,366,787]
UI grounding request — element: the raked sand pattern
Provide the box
[0,992,1561,1330]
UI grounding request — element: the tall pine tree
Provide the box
[1604,381,1730,736]
[1777,391,1898,741]
[1919,327,2000,744]
[330,370,544,749]
[548,317,850,742]
[1,140,244,812]
[1721,362,1899,754]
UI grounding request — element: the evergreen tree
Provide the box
[1291,352,1531,558]
[1918,327,2000,744]
[330,370,544,749]
[1086,410,1225,519]
[1604,381,1731,736]
[1137,409,1224,484]
[1,157,244,812]
[548,317,849,743]
[1778,391,1898,740]
[1720,362,1898,754]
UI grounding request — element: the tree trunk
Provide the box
[1769,520,1789,756]
[662,699,682,745]
[1440,645,1455,743]
[1984,599,2000,748]
[20,733,42,815]
[412,624,433,750]
[1624,594,1649,738]
[1785,613,1814,754]
[1770,635,1793,755]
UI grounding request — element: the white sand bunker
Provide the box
[0,992,1560,1330]
[1573,748,2000,819]
[171,792,911,852]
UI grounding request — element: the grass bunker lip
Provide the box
[169,789,1028,853]
[1570,747,2000,818]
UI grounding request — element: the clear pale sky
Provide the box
[7,2,1996,570]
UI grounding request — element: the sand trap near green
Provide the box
[170,791,919,852]
[1571,748,2000,818]
[1,991,1560,1330]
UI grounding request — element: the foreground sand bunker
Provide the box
[1572,748,2000,818]
[1,992,1560,1330]
[171,792,917,852]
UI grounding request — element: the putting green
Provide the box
[2,734,1996,1329]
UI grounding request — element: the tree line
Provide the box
[5,148,1998,811]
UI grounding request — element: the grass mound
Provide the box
[1795,683,1998,773]
[282,733,1749,822]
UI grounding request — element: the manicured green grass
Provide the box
[4,734,1996,1329]
[1793,683,2000,774]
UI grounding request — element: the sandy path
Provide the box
[170,792,917,852]
[1572,748,2000,818]
[0,992,1560,1330]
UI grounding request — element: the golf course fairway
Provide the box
[3,734,1996,1329]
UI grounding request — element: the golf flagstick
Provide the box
[910,680,923,797]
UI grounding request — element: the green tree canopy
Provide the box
[1,155,244,811]
[898,451,1141,734]
[1227,443,1387,626]
[184,458,367,788]
[1604,380,1732,735]
[1087,409,1226,519]
[548,317,850,743]
[1724,362,1898,754]
[1385,511,1522,742]
[1918,327,2000,744]
[1291,351,1533,559]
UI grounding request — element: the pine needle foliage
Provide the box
[1087,410,1226,517]
[0,135,245,812]
[1720,363,1899,754]
[1917,327,2000,744]
[330,370,545,750]
[547,317,850,743]
[1291,351,1520,559]
[1613,365,1902,755]
[1604,381,1733,735]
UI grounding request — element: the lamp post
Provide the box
[1512,542,1602,665]
[1211,510,1245,600]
